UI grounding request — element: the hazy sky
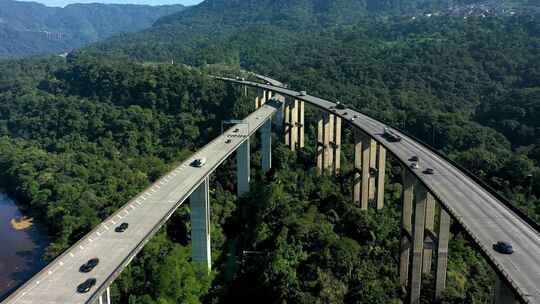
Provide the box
[19,0,203,7]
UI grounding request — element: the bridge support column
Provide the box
[255,88,261,109]
[275,98,284,130]
[368,140,377,201]
[434,207,450,302]
[261,120,272,173]
[317,117,324,174]
[361,134,371,209]
[333,116,341,175]
[290,99,298,151]
[237,139,250,197]
[284,98,291,147]
[353,131,362,204]
[190,177,211,271]
[298,100,305,149]
[492,276,518,304]
[376,145,386,209]
[400,170,415,287]
[423,193,436,274]
[410,185,428,304]
[98,287,111,304]
[323,113,334,171]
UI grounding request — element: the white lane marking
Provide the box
[103,224,109,230]
[168,200,176,203]
[130,204,135,209]
[156,185,161,189]
[111,220,116,225]
[97,232,101,236]
[117,215,122,219]
[48,270,52,275]
[137,201,143,205]
[151,189,157,193]
[89,238,93,243]
[79,245,84,250]
[67,254,73,259]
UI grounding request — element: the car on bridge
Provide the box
[77,278,96,293]
[383,127,402,142]
[298,90,307,96]
[493,241,514,254]
[192,158,207,168]
[423,168,435,175]
[79,258,99,273]
[115,222,129,233]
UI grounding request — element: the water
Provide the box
[0,193,49,300]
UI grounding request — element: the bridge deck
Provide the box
[221,78,540,304]
[2,101,280,304]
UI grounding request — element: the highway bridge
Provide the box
[2,74,539,304]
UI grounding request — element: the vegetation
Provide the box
[0,0,184,57]
[0,0,539,303]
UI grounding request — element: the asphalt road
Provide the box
[218,77,540,304]
[2,101,280,304]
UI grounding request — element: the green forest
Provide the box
[0,0,539,303]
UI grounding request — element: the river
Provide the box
[0,193,49,300]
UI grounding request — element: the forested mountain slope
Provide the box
[0,0,185,57]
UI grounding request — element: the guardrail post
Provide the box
[400,170,415,287]
[376,145,386,209]
[492,275,518,304]
[298,100,305,149]
[190,177,211,271]
[361,133,371,209]
[290,99,298,151]
[434,206,450,302]
[410,184,428,304]
[98,286,111,304]
[261,119,272,172]
[423,193,436,274]
[353,131,362,204]
[237,139,250,197]
[333,116,341,175]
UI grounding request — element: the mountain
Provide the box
[88,0,538,63]
[0,0,185,57]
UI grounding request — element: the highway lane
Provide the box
[219,77,540,303]
[2,100,280,304]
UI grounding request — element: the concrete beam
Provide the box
[376,145,386,209]
[290,99,298,151]
[361,133,371,209]
[190,177,211,271]
[353,132,362,204]
[493,276,519,304]
[298,100,305,149]
[98,287,111,304]
[333,116,342,175]
[400,170,415,287]
[237,139,250,197]
[261,119,272,173]
[284,99,291,147]
[410,184,428,304]
[369,140,377,201]
[423,193,436,274]
[317,117,324,174]
[434,207,450,302]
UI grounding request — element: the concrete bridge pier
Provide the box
[423,193,436,274]
[284,97,291,147]
[237,139,251,197]
[434,207,450,302]
[298,100,305,149]
[410,184,428,304]
[332,116,342,174]
[317,117,324,173]
[190,177,211,271]
[492,276,519,304]
[400,170,415,287]
[290,99,298,151]
[97,287,111,304]
[360,134,371,209]
[352,131,362,204]
[376,144,386,209]
[261,119,272,172]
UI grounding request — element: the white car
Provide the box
[410,162,419,170]
[192,158,207,168]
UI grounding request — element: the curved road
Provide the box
[218,77,540,304]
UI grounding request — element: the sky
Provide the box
[18,0,203,7]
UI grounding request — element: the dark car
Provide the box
[225,139,232,144]
[335,102,346,110]
[409,156,419,162]
[423,168,435,175]
[77,278,97,293]
[115,222,129,233]
[493,241,514,254]
[79,258,99,273]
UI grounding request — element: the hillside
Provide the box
[0,0,185,57]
